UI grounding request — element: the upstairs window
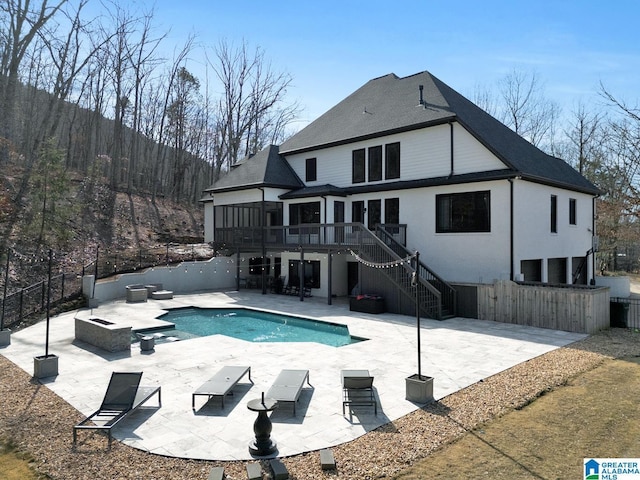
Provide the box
[352,149,365,183]
[436,191,490,233]
[368,146,382,181]
[385,142,400,179]
[551,195,558,233]
[305,158,317,182]
[569,198,576,225]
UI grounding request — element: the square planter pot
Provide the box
[34,354,59,379]
[0,329,10,347]
[405,374,434,404]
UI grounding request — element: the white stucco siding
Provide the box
[400,180,512,283]
[279,252,348,298]
[285,123,508,188]
[281,181,513,284]
[513,181,594,271]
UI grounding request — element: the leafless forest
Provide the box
[1,0,640,289]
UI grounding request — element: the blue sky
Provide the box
[145,0,639,124]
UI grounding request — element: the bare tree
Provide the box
[166,66,201,202]
[208,39,297,179]
[125,9,165,194]
[0,0,67,165]
[497,69,560,149]
[564,102,605,176]
[592,84,640,271]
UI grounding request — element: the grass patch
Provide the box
[393,356,640,479]
[0,439,46,480]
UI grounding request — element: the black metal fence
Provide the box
[0,244,214,330]
[610,297,640,330]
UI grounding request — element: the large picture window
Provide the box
[436,191,490,233]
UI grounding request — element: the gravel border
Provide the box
[1,328,639,480]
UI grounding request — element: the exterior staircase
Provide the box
[350,224,456,320]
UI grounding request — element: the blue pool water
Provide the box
[135,307,364,347]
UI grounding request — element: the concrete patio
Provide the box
[0,290,586,461]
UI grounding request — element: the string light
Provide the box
[348,249,415,269]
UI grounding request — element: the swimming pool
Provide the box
[135,307,365,347]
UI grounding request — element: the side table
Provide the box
[247,394,278,456]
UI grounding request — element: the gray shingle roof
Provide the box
[280,71,599,195]
[204,145,303,193]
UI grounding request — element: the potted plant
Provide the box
[405,252,434,403]
[34,249,58,379]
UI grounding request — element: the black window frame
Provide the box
[305,157,317,182]
[289,201,320,234]
[352,200,365,223]
[352,149,365,183]
[368,145,382,182]
[569,198,576,225]
[249,256,271,275]
[367,199,381,229]
[436,191,491,233]
[385,197,400,234]
[385,142,400,179]
[289,260,320,289]
[551,195,558,233]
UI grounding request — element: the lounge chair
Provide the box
[73,372,161,446]
[192,366,253,410]
[266,369,312,415]
[341,369,377,415]
[145,283,174,300]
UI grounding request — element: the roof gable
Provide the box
[280,71,599,196]
[280,72,455,154]
[204,145,303,193]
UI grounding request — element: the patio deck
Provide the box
[0,290,585,461]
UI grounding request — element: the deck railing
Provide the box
[216,222,450,319]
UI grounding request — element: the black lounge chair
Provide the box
[73,372,161,446]
[341,369,377,415]
[266,369,312,415]
[192,366,253,410]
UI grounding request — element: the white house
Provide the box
[201,71,599,319]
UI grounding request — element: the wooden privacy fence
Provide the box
[472,280,610,333]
